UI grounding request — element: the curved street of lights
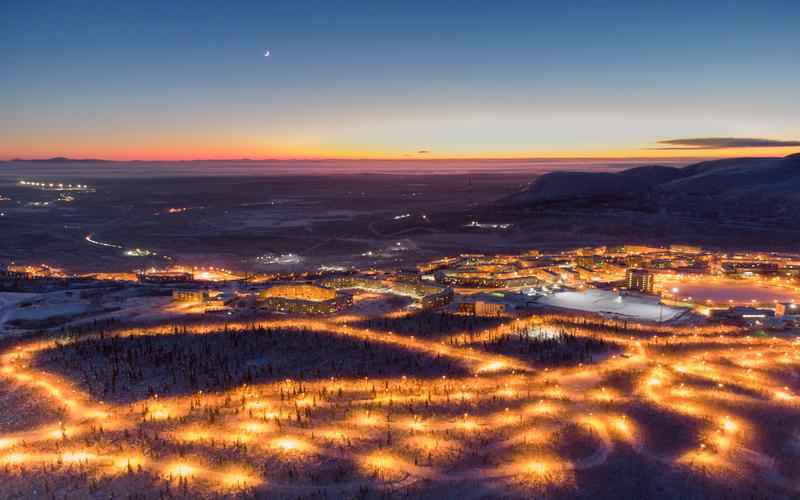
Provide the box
[0,312,798,497]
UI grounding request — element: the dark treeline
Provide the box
[478,325,616,365]
[34,326,468,403]
[356,311,504,339]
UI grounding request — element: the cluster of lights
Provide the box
[255,253,303,265]
[318,264,349,272]
[464,220,513,230]
[124,248,155,257]
[18,180,91,190]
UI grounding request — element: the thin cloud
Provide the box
[652,137,800,150]
[417,149,430,154]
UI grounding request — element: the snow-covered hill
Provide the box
[504,153,800,210]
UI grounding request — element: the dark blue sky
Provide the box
[2,1,798,159]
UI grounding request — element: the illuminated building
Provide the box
[0,264,32,281]
[172,290,207,303]
[669,244,703,254]
[202,298,228,312]
[608,245,662,256]
[558,268,581,286]
[172,289,230,313]
[261,284,337,302]
[420,287,454,309]
[89,272,139,282]
[711,306,774,322]
[458,302,476,315]
[435,267,541,288]
[1,264,65,279]
[573,246,605,256]
[531,269,560,285]
[775,302,799,318]
[258,284,352,314]
[625,268,654,293]
[417,257,461,273]
[721,261,779,277]
[574,266,596,282]
[319,275,452,309]
[648,258,674,270]
[459,301,506,317]
[625,254,644,267]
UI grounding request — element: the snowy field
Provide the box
[0,292,38,309]
[0,289,174,335]
[538,289,687,322]
[0,292,38,333]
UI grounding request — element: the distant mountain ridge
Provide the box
[9,157,110,163]
[501,152,800,228]
[505,152,800,205]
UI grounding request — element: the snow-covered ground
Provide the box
[0,292,39,333]
[0,289,174,335]
[538,289,687,322]
[0,292,38,309]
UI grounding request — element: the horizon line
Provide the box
[3,151,797,164]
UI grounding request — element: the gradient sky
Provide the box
[1,1,799,160]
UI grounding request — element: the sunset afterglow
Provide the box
[2,2,798,162]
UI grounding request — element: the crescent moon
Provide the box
[264,50,270,57]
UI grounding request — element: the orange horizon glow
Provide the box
[2,146,798,163]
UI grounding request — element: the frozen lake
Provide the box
[539,289,687,323]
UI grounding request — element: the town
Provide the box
[2,244,798,334]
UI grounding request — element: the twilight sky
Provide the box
[1,1,799,160]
